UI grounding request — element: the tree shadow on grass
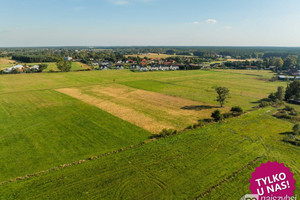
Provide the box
[181,105,219,111]
[250,98,271,104]
[279,132,295,135]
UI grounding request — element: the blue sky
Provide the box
[1,0,300,47]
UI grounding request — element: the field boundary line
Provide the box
[194,156,262,200]
[0,138,156,187]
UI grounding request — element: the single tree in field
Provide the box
[275,86,285,101]
[293,124,300,135]
[56,58,72,72]
[274,57,284,73]
[215,87,230,107]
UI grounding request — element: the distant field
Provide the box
[0,57,16,70]
[227,58,262,62]
[41,62,90,71]
[0,108,298,199]
[125,53,193,59]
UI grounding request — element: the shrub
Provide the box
[284,105,295,112]
[268,92,277,101]
[211,110,223,122]
[159,128,178,137]
[223,112,232,119]
[230,106,243,113]
[290,110,299,116]
[293,124,300,135]
[259,101,271,108]
[186,125,194,130]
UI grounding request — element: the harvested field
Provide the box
[0,57,16,70]
[125,53,194,59]
[57,84,226,133]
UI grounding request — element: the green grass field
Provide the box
[0,69,298,199]
[0,108,298,199]
[0,89,151,182]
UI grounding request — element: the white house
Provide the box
[4,64,23,73]
[29,65,40,70]
[64,56,73,61]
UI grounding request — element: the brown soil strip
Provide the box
[56,87,172,133]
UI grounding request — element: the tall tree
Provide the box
[284,56,297,69]
[56,58,72,72]
[274,57,284,73]
[275,86,285,101]
[215,87,230,107]
[285,80,300,100]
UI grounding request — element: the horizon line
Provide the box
[2,45,300,48]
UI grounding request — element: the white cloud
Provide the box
[224,26,232,30]
[206,19,217,24]
[191,19,217,25]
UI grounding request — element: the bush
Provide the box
[211,110,223,122]
[284,105,295,112]
[230,106,243,113]
[290,110,299,116]
[293,124,300,135]
[223,112,232,119]
[268,92,277,101]
[159,128,178,137]
[274,99,284,106]
[259,101,271,108]
[186,125,194,130]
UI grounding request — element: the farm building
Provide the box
[4,65,24,73]
[29,65,40,70]
[278,75,300,80]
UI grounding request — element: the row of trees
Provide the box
[224,56,299,70]
[268,80,300,102]
[266,56,299,72]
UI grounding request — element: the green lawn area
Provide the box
[0,90,151,182]
[0,108,298,199]
[0,70,287,110]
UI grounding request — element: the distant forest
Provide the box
[1,46,300,63]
